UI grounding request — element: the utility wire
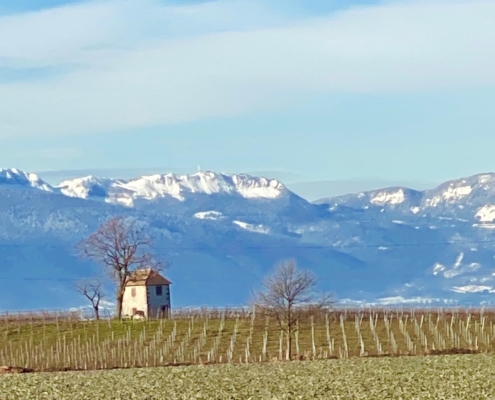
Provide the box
[0,239,494,251]
[0,238,494,282]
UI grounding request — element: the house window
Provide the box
[131,288,136,297]
[156,286,163,296]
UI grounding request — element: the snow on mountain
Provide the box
[309,173,495,304]
[233,220,270,234]
[0,168,53,192]
[432,253,481,279]
[193,211,224,220]
[316,186,423,213]
[370,188,408,205]
[316,173,495,222]
[56,171,287,207]
[119,172,286,202]
[4,167,495,309]
[58,175,116,200]
[475,205,495,223]
[422,173,495,212]
[424,184,472,207]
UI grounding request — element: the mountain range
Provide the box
[1,167,495,311]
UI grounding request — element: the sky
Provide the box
[1,0,495,199]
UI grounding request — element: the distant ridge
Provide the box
[1,168,495,309]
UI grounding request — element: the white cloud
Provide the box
[1,0,495,137]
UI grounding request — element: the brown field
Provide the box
[0,307,494,372]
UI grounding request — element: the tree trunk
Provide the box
[286,327,292,361]
[115,278,128,320]
[116,290,124,320]
[93,306,100,320]
[286,306,292,361]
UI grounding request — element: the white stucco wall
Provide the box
[122,285,148,317]
[147,284,171,318]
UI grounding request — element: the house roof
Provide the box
[126,268,172,287]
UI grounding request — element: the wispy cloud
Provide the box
[1,0,494,138]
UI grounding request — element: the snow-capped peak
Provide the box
[424,182,473,207]
[370,188,407,205]
[57,175,115,199]
[423,173,495,208]
[55,171,288,206]
[0,168,53,192]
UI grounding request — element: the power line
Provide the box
[0,239,494,251]
[0,239,494,283]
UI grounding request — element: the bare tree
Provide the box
[75,279,105,320]
[77,216,163,319]
[252,259,333,361]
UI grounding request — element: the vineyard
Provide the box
[0,307,494,372]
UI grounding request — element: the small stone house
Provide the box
[122,268,172,319]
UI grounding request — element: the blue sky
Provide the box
[1,0,495,198]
